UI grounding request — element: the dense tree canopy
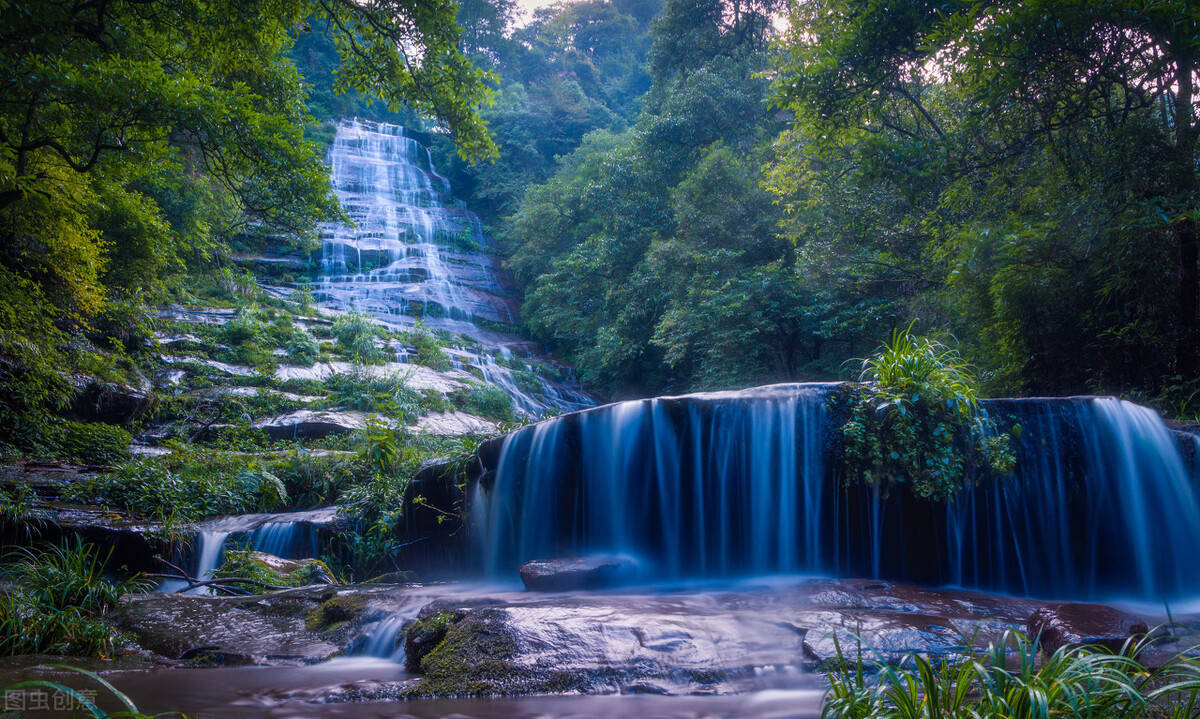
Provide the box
[768,0,1200,396]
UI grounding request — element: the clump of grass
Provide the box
[0,539,149,657]
[822,629,1200,719]
[450,384,514,422]
[323,366,422,420]
[333,312,386,364]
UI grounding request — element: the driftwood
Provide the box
[150,556,291,595]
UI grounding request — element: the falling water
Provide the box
[313,118,593,416]
[157,509,335,592]
[316,119,518,329]
[468,384,1200,600]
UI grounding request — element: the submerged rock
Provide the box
[518,555,640,591]
[1027,602,1150,655]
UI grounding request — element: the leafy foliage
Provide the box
[822,630,1200,719]
[839,328,1014,500]
[0,540,148,657]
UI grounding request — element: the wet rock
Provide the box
[305,592,371,631]
[221,551,335,588]
[519,554,640,591]
[69,375,152,425]
[253,410,379,440]
[1027,602,1150,654]
[111,588,343,663]
[404,607,467,672]
[412,411,498,436]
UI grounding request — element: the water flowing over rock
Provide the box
[313,119,593,416]
[402,383,1200,601]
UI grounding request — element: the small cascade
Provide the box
[157,509,336,592]
[465,384,1200,600]
[356,616,409,661]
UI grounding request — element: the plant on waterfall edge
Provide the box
[821,630,1200,719]
[839,326,1015,501]
[0,539,149,657]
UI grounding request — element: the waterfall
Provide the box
[467,384,1200,600]
[156,509,334,592]
[316,119,517,330]
[314,118,593,416]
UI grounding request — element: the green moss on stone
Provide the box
[305,592,368,630]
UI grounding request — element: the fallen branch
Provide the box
[150,556,291,595]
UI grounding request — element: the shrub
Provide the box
[270,448,356,508]
[0,416,131,465]
[450,384,514,422]
[285,326,321,365]
[333,312,386,364]
[67,450,275,521]
[839,326,1015,500]
[50,420,133,465]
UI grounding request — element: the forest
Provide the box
[4,0,1199,427]
[2,1,1200,717]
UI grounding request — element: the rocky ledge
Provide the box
[106,577,1193,698]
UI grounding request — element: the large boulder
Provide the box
[1027,602,1150,655]
[69,376,153,425]
[110,587,344,664]
[518,555,640,592]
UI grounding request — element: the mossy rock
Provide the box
[216,550,334,595]
[403,608,466,672]
[305,592,369,631]
[402,607,581,697]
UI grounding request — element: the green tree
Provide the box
[772,0,1200,379]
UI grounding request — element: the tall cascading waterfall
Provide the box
[314,118,591,415]
[465,384,1200,600]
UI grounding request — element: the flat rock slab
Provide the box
[412,411,498,436]
[111,588,344,665]
[253,410,385,440]
[399,578,1056,697]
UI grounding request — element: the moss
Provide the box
[403,609,463,672]
[216,550,331,595]
[403,608,585,697]
[305,592,368,631]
